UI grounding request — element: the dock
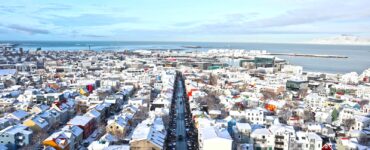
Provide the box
[268,53,348,58]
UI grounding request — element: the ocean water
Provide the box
[2,41,370,74]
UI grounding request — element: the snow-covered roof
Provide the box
[269,124,295,135]
[236,122,251,131]
[30,115,49,129]
[200,126,232,141]
[8,110,29,120]
[251,128,272,135]
[131,117,166,148]
[85,109,101,118]
[68,116,93,126]
[0,125,32,135]
[307,132,323,141]
[354,115,370,123]
[0,69,16,76]
[62,125,83,137]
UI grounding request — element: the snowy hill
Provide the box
[309,35,370,45]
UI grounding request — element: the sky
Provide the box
[1,0,370,43]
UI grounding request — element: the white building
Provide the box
[198,126,233,150]
[0,125,33,150]
[295,132,323,150]
[305,93,326,108]
[244,109,265,125]
[251,128,274,150]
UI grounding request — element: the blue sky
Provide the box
[1,0,370,42]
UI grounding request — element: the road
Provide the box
[175,78,187,150]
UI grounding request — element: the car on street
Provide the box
[177,135,184,141]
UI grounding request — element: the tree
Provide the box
[162,114,170,129]
[343,118,356,130]
[239,118,249,123]
[20,130,49,150]
[302,110,314,122]
[359,100,369,107]
[209,74,218,86]
[277,109,292,124]
[331,108,339,121]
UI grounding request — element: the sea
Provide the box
[2,41,370,74]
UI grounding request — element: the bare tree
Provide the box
[359,100,369,107]
[261,90,278,100]
[20,130,49,150]
[358,135,368,145]
[343,118,356,130]
[209,74,218,86]
[133,108,148,125]
[162,114,170,129]
[302,110,315,122]
[277,109,292,124]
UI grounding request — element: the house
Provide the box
[0,125,33,150]
[128,98,144,107]
[30,104,50,114]
[198,126,233,150]
[244,109,265,125]
[61,125,84,149]
[314,111,332,124]
[106,115,129,139]
[269,125,296,150]
[305,93,326,108]
[23,115,49,132]
[130,117,167,150]
[85,108,102,124]
[250,128,274,150]
[39,108,61,128]
[67,116,95,139]
[51,103,70,124]
[87,133,119,150]
[306,122,323,133]
[232,122,252,143]
[351,115,370,130]
[295,131,323,150]
[43,130,76,150]
[0,118,16,131]
[6,110,30,121]
[94,102,111,120]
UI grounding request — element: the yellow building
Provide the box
[23,115,49,132]
[106,116,129,139]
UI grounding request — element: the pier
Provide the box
[268,53,348,58]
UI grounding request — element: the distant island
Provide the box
[309,35,370,45]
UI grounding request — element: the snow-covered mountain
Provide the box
[309,35,370,45]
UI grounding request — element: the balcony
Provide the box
[254,139,267,143]
[275,135,284,139]
[16,141,24,146]
[16,135,24,140]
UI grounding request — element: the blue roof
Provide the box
[0,69,16,76]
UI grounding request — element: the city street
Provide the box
[175,79,187,150]
[166,74,199,150]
